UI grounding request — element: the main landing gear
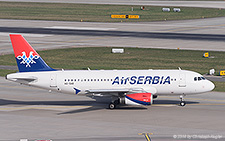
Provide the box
[109,102,116,109]
[108,99,119,110]
[179,95,186,107]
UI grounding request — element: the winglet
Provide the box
[9,34,55,72]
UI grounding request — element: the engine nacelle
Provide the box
[120,93,153,106]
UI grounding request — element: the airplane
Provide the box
[6,34,215,109]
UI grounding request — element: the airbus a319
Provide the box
[6,34,215,109]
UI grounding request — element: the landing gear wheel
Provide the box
[109,102,116,110]
[179,95,186,107]
[180,101,186,107]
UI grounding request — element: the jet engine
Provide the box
[120,93,153,106]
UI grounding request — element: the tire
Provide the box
[180,101,186,107]
[109,103,116,109]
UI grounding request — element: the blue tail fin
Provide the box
[10,34,55,72]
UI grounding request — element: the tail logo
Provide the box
[17,51,40,67]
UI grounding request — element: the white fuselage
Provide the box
[6,69,215,96]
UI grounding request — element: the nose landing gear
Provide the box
[179,95,186,106]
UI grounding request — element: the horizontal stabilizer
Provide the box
[6,74,37,83]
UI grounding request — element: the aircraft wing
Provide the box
[85,88,156,107]
[85,88,143,94]
[85,87,157,96]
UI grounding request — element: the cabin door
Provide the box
[50,74,57,87]
[179,73,186,87]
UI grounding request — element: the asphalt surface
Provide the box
[205,75,225,82]
[0,65,17,70]
[0,77,225,141]
[1,26,225,42]
[1,17,225,54]
[1,0,225,9]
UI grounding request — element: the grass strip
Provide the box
[213,81,225,92]
[0,2,225,22]
[0,47,224,74]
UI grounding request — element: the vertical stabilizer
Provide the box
[10,34,55,72]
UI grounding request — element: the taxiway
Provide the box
[0,77,225,141]
[1,17,225,55]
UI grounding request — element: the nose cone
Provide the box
[207,80,215,91]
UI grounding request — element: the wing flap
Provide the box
[86,88,143,93]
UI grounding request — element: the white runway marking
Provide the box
[0,32,51,37]
[44,26,117,31]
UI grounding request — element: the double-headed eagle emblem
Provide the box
[17,51,39,67]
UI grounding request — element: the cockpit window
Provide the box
[194,76,206,81]
[201,77,206,80]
